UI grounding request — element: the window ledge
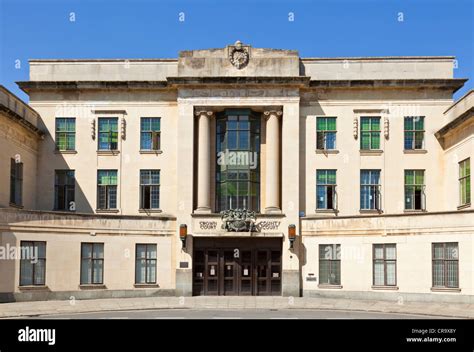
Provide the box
[96,209,120,214]
[457,203,471,210]
[404,209,427,213]
[54,149,77,154]
[97,150,120,155]
[360,150,383,156]
[9,203,24,209]
[315,209,338,214]
[79,284,106,290]
[315,149,339,155]
[139,150,163,154]
[371,285,399,291]
[318,284,343,289]
[18,285,49,291]
[359,209,383,214]
[139,209,163,214]
[134,283,160,288]
[430,287,461,293]
[404,149,427,154]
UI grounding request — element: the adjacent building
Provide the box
[0,42,472,302]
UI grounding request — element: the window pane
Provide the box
[446,261,458,288]
[326,132,336,149]
[404,131,413,149]
[445,243,458,260]
[316,117,326,131]
[404,117,413,131]
[93,244,104,259]
[371,132,380,149]
[374,245,384,259]
[327,170,336,184]
[374,261,384,285]
[386,261,396,285]
[433,260,444,286]
[93,260,103,284]
[141,132,151,149]
[136,244,146,259]
[405,170,414,185]
[82,243,92,258]
[371,117,380,130]
[34,260,46,285]
[147,260,156,283]
[433,243,444,259]
[414,116,424,130]
[361,117,370,131]
[136,259,146,284]
[360,132,371,149]
[414,132,424,149]
[316,185,326,209]
[81,259,92,284]
[20,260,33,286]
[326,117,336,131]
[385,245,396,260]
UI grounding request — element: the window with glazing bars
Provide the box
[404,116,424,150]
[373,244,396,286]
[140,118,161,150]
[319,244,341,285]
[316,117,336,150]
[54,170,75,211]
[459,158,471,206]
[404,170,425,210]
[98,117,118,150]
[97,170,117,209]
[360,117,381,150]
[432,242,459,288]
[135,244,157,284]
[316,170,337,210]
[80,243,104,285]
[19,241,46,286]
[360,170,381,210]
[140,170,160,209]
[55,118,76,151]
[10,158,23,206]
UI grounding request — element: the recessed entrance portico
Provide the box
[192,237,282,296]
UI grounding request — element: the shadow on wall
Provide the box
[0,232,17,302]
[37,114,94,214]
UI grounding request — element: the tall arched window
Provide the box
[216,109,260,212]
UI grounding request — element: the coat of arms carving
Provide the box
[228,40,250,69]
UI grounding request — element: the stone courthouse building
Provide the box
[0,42,472,302]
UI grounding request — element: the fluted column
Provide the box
[194,109,213,213]
[264,109,282,213]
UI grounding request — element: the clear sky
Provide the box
[1,0,473,101]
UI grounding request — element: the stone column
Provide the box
[194,109,213,213]
[264,109,282,213]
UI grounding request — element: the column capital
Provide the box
[194,109,214,117]
[263,109,283,120]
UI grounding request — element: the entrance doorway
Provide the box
[192,238,282,296]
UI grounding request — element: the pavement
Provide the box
[0,296,473,319]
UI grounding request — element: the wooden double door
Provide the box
[193,238,282,296]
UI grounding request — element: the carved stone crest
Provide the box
[220,209,256,232]
[228,40,250,69]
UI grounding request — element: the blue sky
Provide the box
[1,0,473,101]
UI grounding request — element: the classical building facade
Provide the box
[0,42,472,302]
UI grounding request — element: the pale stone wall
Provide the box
[0,114,39,210]
[301,211,474,302]
[0,209,176,299]
[29,90,178,215]
[301,57,454,80]
[29,59,177,82]
[301,89,453,216]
